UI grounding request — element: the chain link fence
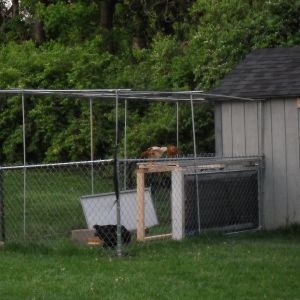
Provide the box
[0,156,263,255]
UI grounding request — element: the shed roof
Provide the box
[211,46,300,99]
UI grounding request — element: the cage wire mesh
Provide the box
[0,161,114,242]
[0,89,263,256]
[0,156,263,255]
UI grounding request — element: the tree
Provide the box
[100,0,117,30]
[2,0,300,163]
[12,0,19,17]
[32,0,51,44]
[0,1,7,26]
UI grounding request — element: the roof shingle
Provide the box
[211,47,300,99]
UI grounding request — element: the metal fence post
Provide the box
[90,97,94,194]
[176,101,179,154]
[22,93,27,238]
[0,169,5,242]
[115,91,122,257]
[123,99,127,190]
[190,93,201,233]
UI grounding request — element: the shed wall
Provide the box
[216,98,300,228]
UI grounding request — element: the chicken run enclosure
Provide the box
[0,89,263,255]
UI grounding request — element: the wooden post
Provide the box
[136,169,145,241]
[297,98,300,108]
[136,162,181,242]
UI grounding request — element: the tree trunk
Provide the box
[33,20,45,44]
[0,1,7,26]
[132,12,147,49]
[32,0,51,45]
[12,0,19,17]
[0,6,3,26]
[100,0,117,30]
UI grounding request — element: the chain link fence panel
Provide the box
[0,156,263,255]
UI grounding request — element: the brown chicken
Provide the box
[141,145,178,158]
[166,145,178,157]
[141,146,168,158]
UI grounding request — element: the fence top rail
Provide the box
[135,155,263,167]
[0,155,263,171]
[0,89,256,102]
[120,155,263,162]
[0,159,114,170]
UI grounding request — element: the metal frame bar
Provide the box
[0,89,257,102]
[190,93,197,157]
[89,98,94,194]
[114,91,122,257]
[0,159,114,171]
[124,99,128,190]
[176,102,179,153]
[0,170,5,242]
[190,93,201,233]
[22,93,26,238]
[0,156,263,171]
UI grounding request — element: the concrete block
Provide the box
[71,229,103,246]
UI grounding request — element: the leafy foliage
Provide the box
[1,0,300,163]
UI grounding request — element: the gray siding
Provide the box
[218,98,300,228]
[221,102,233,156]
[285,100,300,223]
[232,102,246,156]
[263,101,275,228]
[270,100,288,226]
[221,101,260,157]
[214,104,223,156]
[244,102,259,156]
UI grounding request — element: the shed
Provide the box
[211,47,300,229]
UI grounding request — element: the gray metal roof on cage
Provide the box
[0,89,256,102]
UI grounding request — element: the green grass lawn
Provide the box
[0,230,300,300]
[2,166,300,299]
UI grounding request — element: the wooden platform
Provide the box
[137,162,180,173]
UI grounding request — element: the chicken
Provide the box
[141,146,168,159]
[166,145,178,157]
[93,224,131,249]
[141,145,178,158]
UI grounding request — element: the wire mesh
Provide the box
[184,170,259,234]
[0,156,263,255]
